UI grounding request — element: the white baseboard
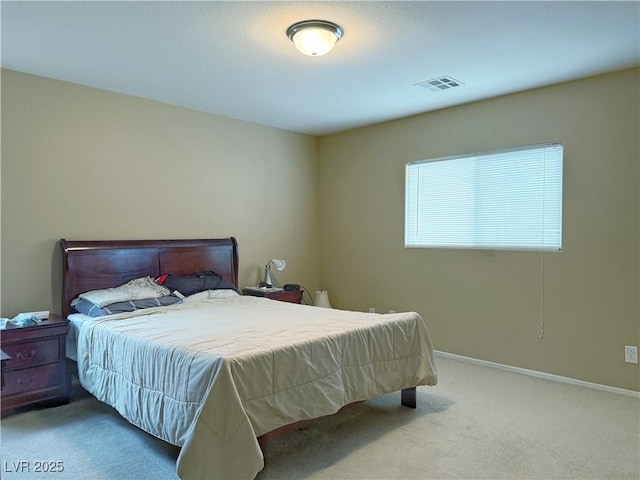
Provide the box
[434,350,640,399]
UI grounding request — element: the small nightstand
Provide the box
[242,288,303,304]
[1,314,70,418]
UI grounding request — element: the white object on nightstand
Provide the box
[314,291,331,308]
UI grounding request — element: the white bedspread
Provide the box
[76,295,437,479]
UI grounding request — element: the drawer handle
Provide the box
[16,350,36,361]
[16,375,34,385]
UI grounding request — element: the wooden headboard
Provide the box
[60,238,239,317]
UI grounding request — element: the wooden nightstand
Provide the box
[242,288,303,304]
[1,314,70,418]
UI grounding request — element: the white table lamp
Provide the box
[314,290,331,308]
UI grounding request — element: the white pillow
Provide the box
[78,277,170,307]
[183,289,240,302]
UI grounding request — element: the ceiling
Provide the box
[2,1,639,136]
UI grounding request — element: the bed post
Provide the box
[401,387,417,408]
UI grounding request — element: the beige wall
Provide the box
[2,68,638,392]
[318,69,639,391]
[1,69,319,316]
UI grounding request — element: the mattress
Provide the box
[74,295,437,479]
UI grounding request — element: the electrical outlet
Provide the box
[624,346,638,364]
[368,307,375,313]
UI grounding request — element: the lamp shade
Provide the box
[270,259,286,271]
[287,20,343,56]
[314,290,332,308]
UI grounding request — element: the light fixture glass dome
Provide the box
[287,20,343,56]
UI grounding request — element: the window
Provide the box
[405,143,563,251]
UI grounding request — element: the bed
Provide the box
[60,237,437,479]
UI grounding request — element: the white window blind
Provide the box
[405,143,563,251]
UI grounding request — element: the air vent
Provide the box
[415,76,464,93]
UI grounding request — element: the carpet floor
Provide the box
[1,355,638,480]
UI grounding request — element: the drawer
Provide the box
[2,339,60,370]
[270,290,303,303]
[2,363,62,395]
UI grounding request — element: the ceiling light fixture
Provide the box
[286,20,343,56]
